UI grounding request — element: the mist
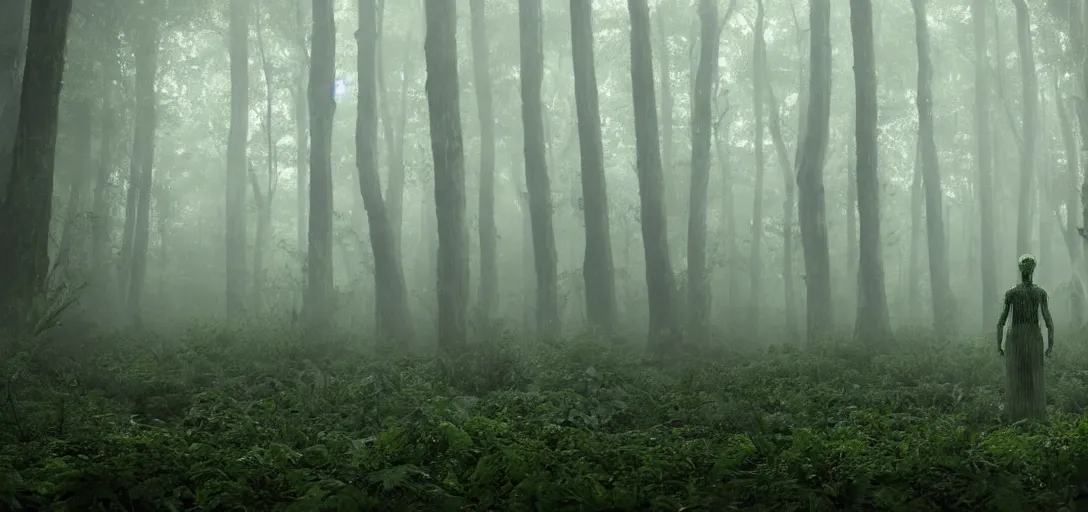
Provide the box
[2,0,1088,508]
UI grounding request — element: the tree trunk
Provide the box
[251,0,277,312]
[911,0,955,336]
[124,5,159,329]
[628,0,678,352]
[766,88,798,342]
[55,99,92,279]
[908,141,922,322]
[656,5,675,224]
[357,0,415,345]
[850,0,893,343]
[0,0,28,205]
[519,0,560,339]
[1012,0,1038,257]
[378,3,412,260]
[91,48,117,279]
[684,0,717,344]
[424,0,469,352]
[973,0,998,330]
[0,0,72,333]
[294,0,309,267]
[746,0,767,339]
[470,0,497,331]
[304,0,337,329]
[570,0,617,333]
[226,0,249,319]
[797,0,834,343]
[1056,91,1082,326]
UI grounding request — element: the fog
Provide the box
[4,0,1088,508]
[3,0,1087,346]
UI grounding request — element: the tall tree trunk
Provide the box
[226,0,249,319]
[570,0,617,333]
[91,47,117,279]
[357,0,415,345]
[1012,0,1038,257]
[378,3,412,260]
[850,0,892,342]
[656,5,675,222]
[0,0,72,333]
[797,0,834,343]
[0,0,29,205]
[911,0,955,336]
[125,5,159,329]
[766,87,798,342]
[294,0,309,266]
[1056,90,1082,326]
[973,0,998,330]
[747,0,767,339]
[251,0,277,311]
[685,0,717,343]
[55,99,92,279]
[424,0,469,352]
[908,141,922,322]
[846,119,858,305]
[519,0,560,339]
[470,0,497,331]
[304,0,337,329]
[628,0,678,352]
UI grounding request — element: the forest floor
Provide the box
[2,324,1088,511]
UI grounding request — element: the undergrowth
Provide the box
[3,324,1088,511]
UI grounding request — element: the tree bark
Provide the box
[294,0,309,267]
[55,99,93,279]
[304,0,337,329]
[908,141,923,322]
[519,0,560,339]
[377,2,412,260]
[766,87,798,342]
[628,0,678,352]
[356,0,415,345]
[470,0,498,331]
[684,0,717,344]
[124,3,159,329]
[850,0,893,343]
[0,0,28,205]
[0,0,72,333]
[911,0,955,336]
[1012,0,1039,257]
[972,0,998,331]
[251,0,276,311]
[226,0,249,319]
[747,0,768,339]
[797,0,834,343]
[570,0,618,333]
[424,0,469,352]
[91,46,117,279]
[656,5,675,225]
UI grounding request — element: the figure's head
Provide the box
[1018,254,1037,282]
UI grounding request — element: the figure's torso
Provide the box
[1007,283,1045,326]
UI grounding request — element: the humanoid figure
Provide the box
[996,254,1054,421]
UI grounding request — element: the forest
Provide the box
[2,0,1088,509]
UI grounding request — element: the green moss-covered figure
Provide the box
[996,254,1054,421]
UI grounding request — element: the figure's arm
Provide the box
[997,291,1011,352]
[1041,289,1055,350]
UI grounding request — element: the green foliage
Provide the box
[3,328,1088,510]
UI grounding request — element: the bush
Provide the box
[2,327,1088,510]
